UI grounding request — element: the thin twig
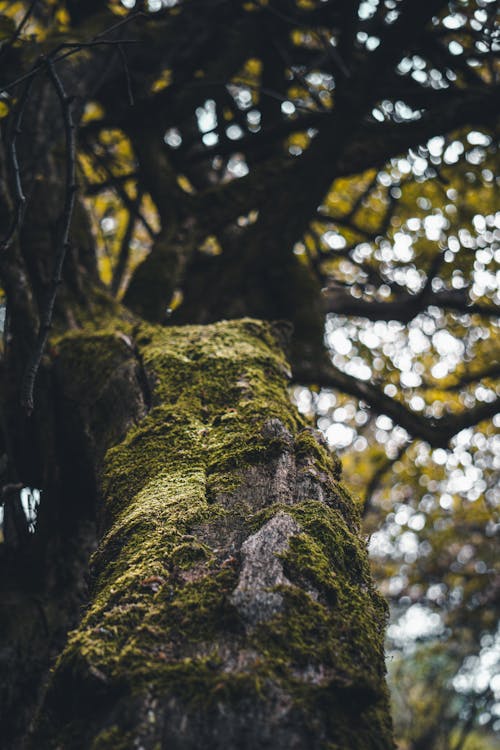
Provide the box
[118,43,135,106]
[85,171,138,194]
[0,77,35,252]
[20,59,77,415]
[321,31,351,80]
[111,189,143,296]
[94,11,147,40]
[14,0,38,42]
[1,11,146,93]
[82,139,156,239]
[0,0,38,60]
[274,39,329,113]
[13,0,39,40]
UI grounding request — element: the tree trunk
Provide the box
[25,318,392,750]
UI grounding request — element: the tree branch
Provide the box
[0,77,34,252]
[294,360,500,448]
[334,86,500,178]
[322,287,500,323]
[20,59,77,415]
[80,141,156,240]
[111,189,143,297]
[421,362,500,392]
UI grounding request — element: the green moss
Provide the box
[243,497,388,692]
[295,429,342,480]
[91,726,133,750]
[54,319,298,680]
[39,318,392,749]
[170,540,213,568]
[247,497,391,747]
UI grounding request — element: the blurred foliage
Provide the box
[290,115,499,748]
[292,125,499,747]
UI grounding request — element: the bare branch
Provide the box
[422,362,500,392]
[0,77,34,252]
[0,0,38,60]
[1,11,146,94]
[85,171,138,194]
[20,59,77,415]
[80,141,156,239]
[111,189,143,296]
[334,87,500,178]
[322,286,500,323]
[118,43,134,106]
[294,360,500,448]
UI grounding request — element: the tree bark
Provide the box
[26,318,393,750]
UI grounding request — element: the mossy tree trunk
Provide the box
[27,318,392,750]
[0,13,394,747]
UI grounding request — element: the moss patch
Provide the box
[35,319,393,749]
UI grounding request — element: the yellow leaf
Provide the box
[167,288,183,313]
[177,175,195,194]
[150,69,172,94]
[55,8,70,28]
[82,101,104,124]
[245,58,262,77]
[198,236,222,256]
[107,0,129,16]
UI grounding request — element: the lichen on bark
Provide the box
[31,318,393,750]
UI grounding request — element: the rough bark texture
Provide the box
[29,319,392,750]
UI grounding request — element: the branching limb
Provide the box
[1,11,145,94]
[421,362,500,392]
[111,189,143,296]
[294,359,500,448]
[80,142,156,239]
[20,59,77,415]
[322,286,500,323]
[0,0,38,60]
[85,171,138,195]
[273,39,328,113]
[118,43,134,106]
[317,178,405,245]
[334,86,500,178]
[0,78,34,252]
